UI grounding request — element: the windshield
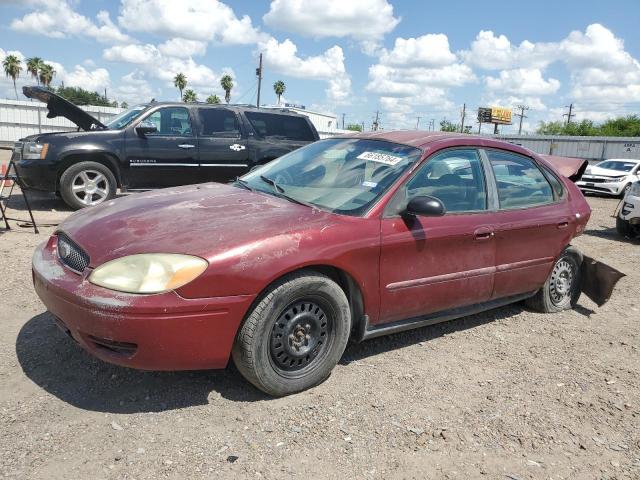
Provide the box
[241,138,422,215]
[106,105,147,129]
[597,160,638,172]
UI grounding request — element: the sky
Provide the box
[1,0,639,133]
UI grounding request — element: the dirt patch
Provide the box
[1,190,638,479]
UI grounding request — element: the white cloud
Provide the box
[461,30,554,70]
[61,65,111,92]
[263,0,399,45]
[485,68,560,96]
[259,38,352,104]
[117,0,265,44]
[379,34,457,68]
[158,38,208,58]
[112,71,159,105]
[10,0,131,44]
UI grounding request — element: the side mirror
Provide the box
[135,120,157,136]
[405,195,446,217]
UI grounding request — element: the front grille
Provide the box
[581,176,607,183]
[56,232,90,273]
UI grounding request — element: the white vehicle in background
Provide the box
[577,159,640,197]
[617,180,640,237]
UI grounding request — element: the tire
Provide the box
[59,161,117,210]
[526,250,581,313]
[232,271,351,396]
[616,216,632,237]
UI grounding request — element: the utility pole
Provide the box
[478,121,482,134]
[563,103,575,126]
[341,113,345,129]
[361,121,365,132]
[430,119,435,131]
[415,116,421,129]
[256,53,263,109]
[372,111,380,131]
[460,103,466,133]
[514,104,529,134]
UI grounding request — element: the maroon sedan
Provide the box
[33,132,609,395]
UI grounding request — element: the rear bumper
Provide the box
[32,236,256,370]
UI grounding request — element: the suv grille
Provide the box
[56,233,90,273]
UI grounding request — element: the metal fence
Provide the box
[0,98,123,147]
[496,134,640,161]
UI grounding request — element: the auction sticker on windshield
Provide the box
[357,151,404,166]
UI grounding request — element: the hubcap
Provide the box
[270,300,330,372]
[71,170,109,206]
[549,259,574,305]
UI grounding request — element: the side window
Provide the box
[144,107,192,136]
[245,112,315,141]
[542,167,565,200]
[404,149,487,213]
[487,150,554,209]
[198,108,240,137]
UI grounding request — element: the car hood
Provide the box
[584,166,630,177]
[58,183,341,267]
[22,86,107,132]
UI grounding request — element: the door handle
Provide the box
[557,221,569,229]
[474,228,495,240]
[178,144,195,149]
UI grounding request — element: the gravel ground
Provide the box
[0,188,638,480]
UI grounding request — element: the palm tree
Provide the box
[174,73,187,101]
[273,80,286,105]
[220,74,233,104]
[26,57,43,85]
[182,89,197,103]
[2,54,22,100]
[206,94,221,104]
[38,63,55,88]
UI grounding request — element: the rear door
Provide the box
[483,149,574,299]
[125,106,199,188]
[378,148,497,324]
[196,107,249,182]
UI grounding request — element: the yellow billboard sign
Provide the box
[491,107,512,124]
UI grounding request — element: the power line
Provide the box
[514,104,530,134]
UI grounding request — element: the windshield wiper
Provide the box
[234,177,254,191]
[258,175,315,208]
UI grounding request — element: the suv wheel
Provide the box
[526,250,581,313]
[616,216,632,237]
[59,162,117,210]
[232,271,351,396]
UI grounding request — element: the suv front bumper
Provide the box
[619,193,640,223]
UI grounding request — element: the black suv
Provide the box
[14,86,319,209]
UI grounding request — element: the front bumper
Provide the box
[13,152,58,192]
[576,177,626,196]
[619,193,640,223]
[32,236,256,370]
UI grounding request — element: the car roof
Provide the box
[339,130,517,149]
[142,102,308,117]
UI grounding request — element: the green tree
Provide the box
[26,57,43,85]
[346,123,362,132]
[206,94,221,104]
[273,80,285,105]
[2,54,22,100]
[536,115,640,137]
[439,120,458,132]
[38,63,55,88]
[183,89,197,102]
[56,86,113,106]
[173,73,187,101]
[121,101,129,109]
[220,74,233,103]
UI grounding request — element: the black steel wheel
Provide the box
[526,249,581,313]
[232,271,351,396]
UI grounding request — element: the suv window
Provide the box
[144,107,193,136]
[487,150,554,209]
[245,112,315,141]
[404,149,487,213]
[198,108,240,137]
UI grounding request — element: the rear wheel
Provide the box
[59,161,116,210]
[616,216,632,237]
[526,250,581,313]
[232,271,351,396]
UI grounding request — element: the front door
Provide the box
[125,106,199,188]
[195,107,249,183]
[379,148,497,324]
[483,148,575,299]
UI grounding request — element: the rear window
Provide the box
[244,112,315,141]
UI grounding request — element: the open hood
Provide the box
[22,86,107,132]
[539,154,588,182]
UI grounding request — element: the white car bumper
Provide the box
[577,177,628,195]
[619,193,640,223]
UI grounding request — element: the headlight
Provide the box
[22,141,49,160]
[612,175,627,182]
[88,253,208,294]
[630,182,640,196]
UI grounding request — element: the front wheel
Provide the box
[616,216,632,237]
[232,271,351,396]
[526,250,581,313]
[59,161,117,210]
